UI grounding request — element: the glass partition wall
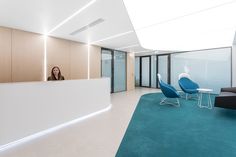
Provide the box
[101,48,127,93]
[151,55,157,88]
[135,57,140,86]
[101,49,113,92]
[135,54,170,88]
[114,51,126,92]
[157,55,170,88]
[171,47,231,94]
[135,47,232,94]
[140,56,151,87]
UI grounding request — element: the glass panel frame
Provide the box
[151,55,157,88]
[140,56,151,87]
[157,55,170,88]
[135,57,140,86]
[114,50,127,92]
[101,49,113,92]
[101,48,127,93]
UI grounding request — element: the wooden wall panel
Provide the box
[127,52,135,91]
[0,26,103,82]
[12,29,44,82]
[47,37,70,80]
[89,45,101,79]
[70,41,88,79]
[0,27,12,83]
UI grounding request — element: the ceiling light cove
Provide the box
[123,0,236,51]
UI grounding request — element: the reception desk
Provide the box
[0,78,111,147]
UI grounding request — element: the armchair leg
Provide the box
[160,97,180,107]
[185,93,198,100]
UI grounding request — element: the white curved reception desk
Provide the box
[0,78,111,149]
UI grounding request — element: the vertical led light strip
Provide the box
[43,0,96,81]
[87,44,90,79]
[43,35,47,81]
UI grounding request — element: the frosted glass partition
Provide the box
[102,50,112,77]
[135,57,140,86]
[171,47,231,94]
[141,57,150,87]
[151,55,157,88]
[114,51,126,92]
[102,49,112,91]
[158,55,168,87]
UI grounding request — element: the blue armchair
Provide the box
[178,73,199,100]
[157,74,180,107]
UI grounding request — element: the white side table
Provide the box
[197,88,213,109]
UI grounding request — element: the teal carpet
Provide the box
[116,93,236,157]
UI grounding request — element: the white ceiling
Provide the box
[123,0,236,51]
[0,0,150,53]
[0,0,89,34]
[234,32,236,45]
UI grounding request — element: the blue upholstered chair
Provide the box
[157,74,180,107]
[178,73,199,100]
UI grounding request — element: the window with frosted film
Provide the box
[171,47,231,93]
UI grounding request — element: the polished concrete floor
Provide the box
[0,87,160,157]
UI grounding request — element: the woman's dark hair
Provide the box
[51,66,61,80]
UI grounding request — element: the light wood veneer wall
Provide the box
[0,26,101,82]
[0,26,134,89]
[127,52,135,90]
[0,27,11,82]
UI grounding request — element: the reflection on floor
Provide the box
[0,87,160,157]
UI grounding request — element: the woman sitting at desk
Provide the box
[47,66,65,81]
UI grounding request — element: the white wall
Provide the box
[0,78,110,146]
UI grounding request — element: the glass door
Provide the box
[114,51,126,92]
[135,57,140,86]
[140,56,151,87]
[151,55,157,88]
[101,49,113,92]
[101,48,127,93]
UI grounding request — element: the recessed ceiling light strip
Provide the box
[91,30,134,44]
[134,50,154,53]
[117,44,139,50]
[47,0,96,34]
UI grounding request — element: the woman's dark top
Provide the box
[47,76,65,81]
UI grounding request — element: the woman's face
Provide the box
[53,68,59,76]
